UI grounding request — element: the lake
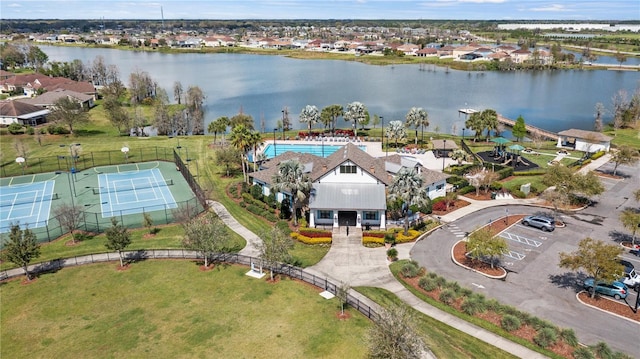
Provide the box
[41,45,639,136]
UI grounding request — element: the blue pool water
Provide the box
[263,143,366,158]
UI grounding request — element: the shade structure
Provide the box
[491,137,511,145]
[509,144,525,151]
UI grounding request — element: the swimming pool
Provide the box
[262,143,366,158]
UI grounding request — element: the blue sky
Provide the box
[2,0,638,20]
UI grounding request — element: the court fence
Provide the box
[0,251,380,322]
[1,146,176,178]
[173,149,207,208]
[0,197,204,247]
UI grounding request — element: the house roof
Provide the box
[19,89,93,106]
[321,143,392,185]
[557,129,612,142]
[310,183,386,210]
[0,100,49,118]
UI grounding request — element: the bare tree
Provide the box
[367,304,428,359]
[259,227,293,281]
[611,90,629,131]
[48,97,89,134]
[54,203,84,244]
[336,281,351,316]
[186,85,205,135]
[593,102,605,132]
[173,81,183,104]
[13,139,29,165]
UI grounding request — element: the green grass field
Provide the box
[1,261,370,359]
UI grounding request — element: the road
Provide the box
[411,161,640,356]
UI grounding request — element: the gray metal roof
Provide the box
[310,183,386,210]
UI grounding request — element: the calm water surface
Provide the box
[41,46,639,135]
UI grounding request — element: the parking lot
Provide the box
[497,219,558,273]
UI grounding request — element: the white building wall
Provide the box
[317,162,380,184]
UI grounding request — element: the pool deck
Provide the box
[267,138,457,172]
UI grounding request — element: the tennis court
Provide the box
[96,168,178,218]
[0,180,57,233]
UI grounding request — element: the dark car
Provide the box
[521,215,555,232]
[619,258,634,273]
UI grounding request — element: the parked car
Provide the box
[521,215,555,232]
[583,278,629,300]
[620,269,640,289]
[630,249,640,257]
[619,258,634,273]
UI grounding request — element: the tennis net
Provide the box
[92,179,174,195]
[0,193,59,207]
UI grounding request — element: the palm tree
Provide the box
[247,131,264,172]
[387,167,429,235]
[228,124,252,183]
[481,109,498,141]
[321,104,344,136]
[465,112,484,142]
[386,120,406,149]
[271,160,312,226]
[207,116,229,145]
[299,105,320,136]
[344,101,367,133]
[405,107,429,144]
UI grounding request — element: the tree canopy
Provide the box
[47,97,90,134]
[512,115,527,141]
[104,217,132,267]
[466,227,508,269]
[182,212,231,268]
[2,224,40,281]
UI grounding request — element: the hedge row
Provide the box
[299,229,332,238]
[241,202,278,222]
[363,236,384,245]
[291,232,332,244]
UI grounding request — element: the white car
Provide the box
[620,269,640,289]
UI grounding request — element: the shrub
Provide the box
[444,281,462,294]
[528,316,554,331]
[559,328,578,347]
[418,276,438,291]
[458,185,476,195]
[25,126,34,135]
[275,221,291,235]
[511,189,526,198]
[434,276,447,288]
[395,229,419,243]
[461,296,486,315]
[571,347,595,359]
[485,298,502,312]
[592,342,613,359]
[264,213,277,222]
[489,182,503,191]
[501,314,521,332]
[386,248,398,260]
[295,234,331,244]
[432,201,448,211]
[7,123,23,134]
[383,232,396,244]
[590,151,605,160]
[363,231,385,238]
[496,167,514,179]
[534,327,558,348]
[401,261,421,278]
[439,288,457,305]
[47,124,70,134]
[299,228,332,238]
[250,184,263,200]
[362,236,384,245]
[426,271,439,279]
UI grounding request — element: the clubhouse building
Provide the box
[250,143,449,230]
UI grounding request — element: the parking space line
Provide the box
[500,232,542,247]
[503,250,526,261]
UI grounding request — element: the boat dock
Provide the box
[458,109,558,141]
[496,114,558,141]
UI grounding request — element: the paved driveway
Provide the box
[411,161,640,356]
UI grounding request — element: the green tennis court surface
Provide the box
[97,169,178,218]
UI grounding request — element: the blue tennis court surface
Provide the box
[97,169,177,218]
[0,181,55,233]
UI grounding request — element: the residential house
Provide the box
[511,48,531,64]
[250,143,449,229]
[0,100,49,125]
[453,45,480,60]
[557,129,612,153]
[396,43,420,56]
[416,48,438,57]
[19,89,95,109]
[437,45,455,58]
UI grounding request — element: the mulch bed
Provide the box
[432,199,471,216]
[578,292,639,322]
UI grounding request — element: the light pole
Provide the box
[505,208,509,225]
[281,110,286,141]
[442,139,446,171]
[61,143,81,181]
[381,116,385,156]
[462,128,466,141]
[273,128,277,157]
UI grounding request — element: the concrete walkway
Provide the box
[208,200,261,257]
[208,201,549,358]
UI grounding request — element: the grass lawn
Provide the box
[355,286,517,359]
[0,222,246,271]
[1,261,370,359]
[501,175,547,194]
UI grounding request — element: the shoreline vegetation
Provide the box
[28,41,639,72]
